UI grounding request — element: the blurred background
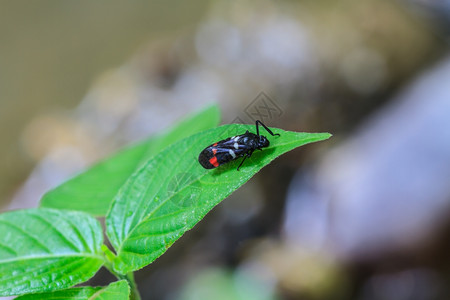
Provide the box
[1,0,450,299]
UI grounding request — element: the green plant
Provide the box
[0,104,331,299]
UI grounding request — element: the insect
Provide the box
[198,120,280,170]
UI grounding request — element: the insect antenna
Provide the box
[255,120,280,137]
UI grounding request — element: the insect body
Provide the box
[198,120,280,170]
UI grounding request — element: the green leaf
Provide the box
[40,104,221,216]
[0,208,104,296]
[15,280,130,300]
[106,124,331,273]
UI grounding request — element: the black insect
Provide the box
[198,120,280,170]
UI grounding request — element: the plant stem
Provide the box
[104,263,141,299]
[102,245,141,299]
[125,272,141,300]
[113,272,140,300]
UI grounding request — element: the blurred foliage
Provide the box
[177,267,279,300]
[1,0,449,299]
[0,0,211,207]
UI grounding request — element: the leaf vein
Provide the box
[0,219,52,254]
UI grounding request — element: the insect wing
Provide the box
[198,136,248,169]
[198,122,280,171]
[198,147,218,169]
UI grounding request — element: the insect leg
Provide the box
[255,120,280,137]
[237,150,254,171]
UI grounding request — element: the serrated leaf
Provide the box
[40,104,221,216]
[14,280,130,300]
[106,124,331,273]
[0,208,104,296]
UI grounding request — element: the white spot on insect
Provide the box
[229,149,236,158]
[234,142,239,149]
[234,136,240,142]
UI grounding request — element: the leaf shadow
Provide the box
[210,146,277,177]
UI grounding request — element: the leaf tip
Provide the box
[202,103,221,119]
[323,132,333,139]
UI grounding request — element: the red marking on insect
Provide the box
[209,156,219,167]
[212,148,217,155]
